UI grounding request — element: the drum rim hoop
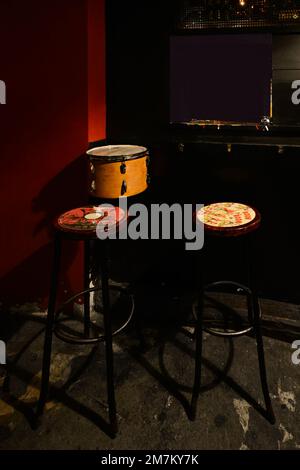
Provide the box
[87,145,149,163]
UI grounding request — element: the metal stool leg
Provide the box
[246,236,275,424]
[83,240,91,338]
[36,233,61,420]
[253,295,276,424]
[100,241,118,435]
[191,251,204,421]
[244,240,254,325]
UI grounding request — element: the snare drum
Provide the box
[87,145,150,199]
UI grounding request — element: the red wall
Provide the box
[89,0,106,142]
[0,0,105,306]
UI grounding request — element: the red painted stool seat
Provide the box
[55,205,127,238]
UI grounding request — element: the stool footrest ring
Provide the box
[53,286,134,345]
[193,280,260,338]
[203,324,254,338]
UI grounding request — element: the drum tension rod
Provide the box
[121,180,127,195]
[120,162,127,174]
[146,154,151,185]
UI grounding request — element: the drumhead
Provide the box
[87,145,148,162]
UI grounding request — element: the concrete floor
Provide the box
[1,287,300,450]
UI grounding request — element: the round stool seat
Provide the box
[55,205,127,238]
[197,202,261,237]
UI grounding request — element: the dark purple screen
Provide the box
[170,34,272,123]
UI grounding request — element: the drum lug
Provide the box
[146,155,151,185]
[121,180,127,196]
[120,162,127,174]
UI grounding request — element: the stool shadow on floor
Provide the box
[127,326,235,420]
[1,286,273,436]
[113,282,237,421]
[0,312,117,438]
[1,348,116,438]
[0,315,47,427]
[127,324,273,422]
[125,286,274,423]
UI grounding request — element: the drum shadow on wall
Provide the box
[32,154,88,236]
[32,154,89,305]
[0,155,88,308]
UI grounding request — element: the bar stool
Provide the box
[191,202,275,424]
[36,205,134,436]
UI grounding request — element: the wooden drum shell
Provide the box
[90,155,148,199]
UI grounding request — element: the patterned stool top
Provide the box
[57,206,126,234]
[197,203,257,228]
